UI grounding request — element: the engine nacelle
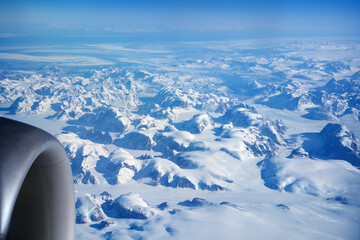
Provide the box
[0,117,75,240]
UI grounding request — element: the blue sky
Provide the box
[0,0,359,36]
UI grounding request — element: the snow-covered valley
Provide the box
[1,37,360,239]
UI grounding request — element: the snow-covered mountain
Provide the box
[101,192,155,219]
[1,38,360,240]
[252,75,360,122]
[301,123,360,166]
[57,132,110,184]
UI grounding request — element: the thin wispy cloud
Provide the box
[0,33,18,38]
[0,53,112,66]
[88,44,170,54]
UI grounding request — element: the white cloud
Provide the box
[89,44,170,54]
[0,33,18,38]
[0,53,112,66]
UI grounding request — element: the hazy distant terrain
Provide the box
[1,35,360,239]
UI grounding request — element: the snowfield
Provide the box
[1,37,360,239]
